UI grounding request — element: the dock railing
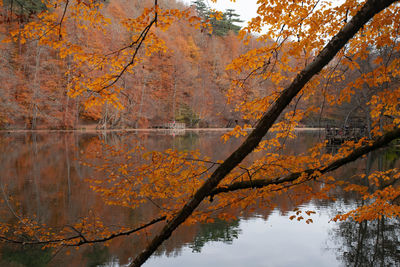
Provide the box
[163,122,185,129]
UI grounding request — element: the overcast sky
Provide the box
[179,0,259,26]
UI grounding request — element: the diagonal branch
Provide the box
[130,1,398,266]
[209,127,400,196]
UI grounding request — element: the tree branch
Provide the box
[131,1,398,266]
[58,0,70,39]
[209,127,400,196]
[0,216,166,247]
[96,0,159,93]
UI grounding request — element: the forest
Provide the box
[0,0,256,129]
[0,0,399,266]
[1,0,396,130]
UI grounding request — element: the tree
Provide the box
[132,0,400,265]
[3,0,47,19]
[0,0,247,129]
[224,8,243,33]
[192,0,243,36]
[0,0,399,267]
[192,0,208,18]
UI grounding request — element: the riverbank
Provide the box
[0,127,324,133]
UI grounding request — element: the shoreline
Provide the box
[0,127,324,133]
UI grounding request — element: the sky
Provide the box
[179,0,259,26]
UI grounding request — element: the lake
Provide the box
[0,130,398,267]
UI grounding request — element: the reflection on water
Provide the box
[188,219,241,253]
[1,245,52,267]
[330,216,400,266]
[0,131,399,267]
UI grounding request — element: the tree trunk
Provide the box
[31,42,41,130]
[172,71,177,122]
[137,76,146,128]
[131,0,398,265]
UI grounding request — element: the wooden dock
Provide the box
[325,126,367,145]
[152,122,186,129]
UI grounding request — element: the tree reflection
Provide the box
[0,245,52,267]
[84,245,111,267]
[324,140,400,267]
[189,219,241,253]
[0,131,398,265]
[331,216,400,266]
[330,143,400,266]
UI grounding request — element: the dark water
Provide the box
[0,130,399,267]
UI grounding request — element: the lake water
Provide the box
[0,130,398,267]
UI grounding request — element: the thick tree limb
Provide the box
[128,0,398,265]
[209,127,400,196]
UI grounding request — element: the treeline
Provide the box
[1,0,395,131]
[0,0,258,129]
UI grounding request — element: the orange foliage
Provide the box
[0,0,399,265]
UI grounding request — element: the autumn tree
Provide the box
[0,1,399,267]
[0,0,248,129]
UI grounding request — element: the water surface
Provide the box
[0,130,398,267]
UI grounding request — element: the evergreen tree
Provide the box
[209,9,243,36]
[224,9,243,33]
[3,0,46,17]
[192,0,243,36]
[192,0,208,19]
